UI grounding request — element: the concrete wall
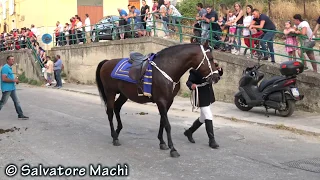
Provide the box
[50,37,153,84]
[0,49,42,82]
[50,37,320,112]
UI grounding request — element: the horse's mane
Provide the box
[155,43,200,56]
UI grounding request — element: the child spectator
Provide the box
[145,12,154,36]
[283,20,298,61]
[217,16,227,48]
[45,56,54,87]
[227,11,237,53]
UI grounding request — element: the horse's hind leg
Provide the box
[106,92,121,146]
[114,93,128,135]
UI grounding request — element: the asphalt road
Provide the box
[0,86,320,180]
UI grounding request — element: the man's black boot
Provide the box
[184,118,203,143]
[205,120,219,149]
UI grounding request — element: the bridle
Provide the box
[195,45,219,80]
[149,44,220,93]
[190,45,220,111]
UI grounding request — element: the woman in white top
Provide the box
[243,5,262,55]
[160,0,169,38]
[64,23,71,45]
[76,17,84,43]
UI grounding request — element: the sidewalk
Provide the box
[56,83,320,136]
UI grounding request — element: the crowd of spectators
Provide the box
[3,1,319,73]
[193,2,319,72]
[0,25,39,51]
[54,14,91,46]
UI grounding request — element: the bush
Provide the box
[18,72,29,83]
[61,72,67,78]
[176,0,199,19]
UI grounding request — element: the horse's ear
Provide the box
[202,40,209,49]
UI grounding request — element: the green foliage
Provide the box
[181,91,191,98]
[18,71,42,86]
[176,0,199,20]
[18,72,29,83]
[61,72,67,78]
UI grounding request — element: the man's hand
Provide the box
[14,78,19,84]
[310,33,314,40]
[191,84,197,90]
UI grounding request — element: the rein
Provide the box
[190,82,210,112]
[149,44,218,93]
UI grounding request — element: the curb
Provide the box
[58,87,320,137]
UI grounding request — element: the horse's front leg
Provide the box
[158,116,169,150]
[157,100,180,158]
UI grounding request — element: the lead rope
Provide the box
[190,82,210,112]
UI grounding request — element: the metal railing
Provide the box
[52,13,320,66]
[0,37,44,69]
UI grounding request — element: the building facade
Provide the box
[0,0,157,48]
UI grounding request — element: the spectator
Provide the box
[218,4,229,51]
[53,55,63,89]
[128,6,144,36]
[56,21,64,46]
[226,10,237,52]
[54,24,60,46]
[165,0,181,31]
[70,17,77,45]
[203,6,219,44]
[243,5,261,55]
[126,5,132,26]
[27,28,36,43]
[118,8,128,40]
[152,0,158,12]
[217,16,227,46]
[293,14,317,73]
[145,12,154,36]
[232,2,244,54]
[45,56,54,87]
[0,55,29,120]
[250,9,276,63]
[283,20,298,61]
[195,3,207,44]
[30,24,39,40]
[141,0,150,30]
[84,14,91,43]
[64,23,70,45]
[157,0,164,10]
[76,16,84,44]
[311,16,320,39]
[159,0,169,38]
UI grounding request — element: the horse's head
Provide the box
[193,41,220,84]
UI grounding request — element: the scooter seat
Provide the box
[258,76,286,92]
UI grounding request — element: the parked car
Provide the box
[91,15,134,41]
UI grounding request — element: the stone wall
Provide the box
[50,38,153,84]
[0,49,42,82]
[48,37,320,112]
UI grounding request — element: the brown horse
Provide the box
[95,42,220,158]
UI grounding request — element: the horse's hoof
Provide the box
[159,143,169,150]
[113,140,121,146]
[170,150,180,158]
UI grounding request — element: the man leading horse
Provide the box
[184,62,223,149]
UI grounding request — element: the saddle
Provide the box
[128,52,151,82]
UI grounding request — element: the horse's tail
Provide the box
[96,60,108,108]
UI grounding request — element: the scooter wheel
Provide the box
[278,100,295,117]
[235,96,253,111]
